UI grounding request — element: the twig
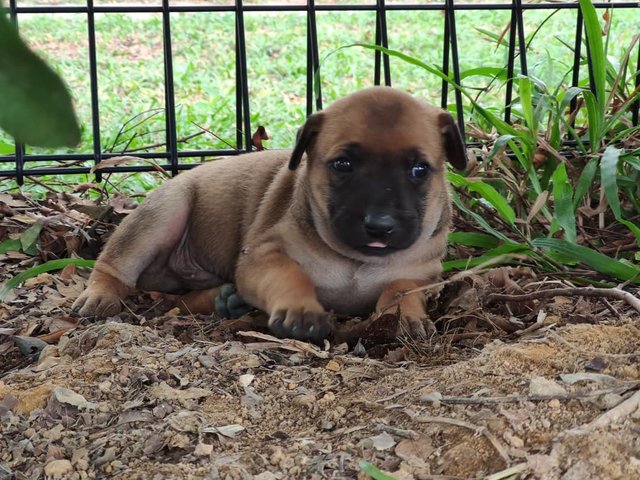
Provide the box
[405,412,510,466]
[191,121,238,151]
[486,286,640,313]
[124,130,205,153]
[439,384,637,405]
[375,423,419,440]
[484,463,528,480]
[568,390,640,434]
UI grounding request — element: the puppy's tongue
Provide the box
[367,241,388,248]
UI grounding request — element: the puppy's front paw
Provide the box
[72,289,123,317]
[396,313,433,338]
[268,305,332,344]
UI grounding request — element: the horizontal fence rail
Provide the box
[1,1,639,184]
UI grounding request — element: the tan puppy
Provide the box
[72,87,467,343]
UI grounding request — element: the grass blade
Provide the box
[0,258,95,301]
[578,0,606,118]
[533,238,640,283]
[601,146,640,245]
[443,244,532,272]
[448,232,500,249]
[573,156,599,210]
[551,163,576,243]
[518,76,536,133]
[448,173,516,226]
[358,461,396,480]
[451,191,515,243]
[582,90,602,152]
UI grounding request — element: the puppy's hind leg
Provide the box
[73,185,192,316]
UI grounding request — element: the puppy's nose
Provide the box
[364,213,396,238]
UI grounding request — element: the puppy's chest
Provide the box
[293,253,387,315]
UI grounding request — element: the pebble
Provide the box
[44,459,73,478]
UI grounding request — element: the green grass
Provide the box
[2,5,638,163]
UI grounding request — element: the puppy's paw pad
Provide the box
[269,308,332,345]
[214,283,252,319]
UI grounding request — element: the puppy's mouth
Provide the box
[357,241,398,256]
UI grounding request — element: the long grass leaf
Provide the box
[551,163,576,243]
[601,146,622,218]
[451,191,514,243]
[533,238,640,282]
[448,173,516,226]
[0,258,95,301]
[601,146,640,245]
[448,232,500,249]
[573,156,599,209]
[582,90,602,152]
[443,244,531,272]
[461,67,508,81]
[518,77,536,133]
[578,0,606,118]
[343,43,524,139]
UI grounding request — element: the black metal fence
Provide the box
[1,0,639,185]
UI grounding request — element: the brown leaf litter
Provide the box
[1,191,640,479]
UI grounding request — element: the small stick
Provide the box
[486,286,640,313]
[570,390,640,434]
[439,384,637,405]
[406,413,510,466]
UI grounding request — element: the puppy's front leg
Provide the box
[236,245,332,344]
[376,279,432,338]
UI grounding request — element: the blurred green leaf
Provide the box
[0,238,21,254]
[0,140,15,154]
[19,223,42,255]
[0,1,81,147]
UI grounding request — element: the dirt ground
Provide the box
[1,192,640,479]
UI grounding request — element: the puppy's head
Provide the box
[289,87,467,260]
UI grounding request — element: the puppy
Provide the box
[72,87,467,343]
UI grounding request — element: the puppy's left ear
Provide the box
[438,112,467,171]
[289,112,324,170]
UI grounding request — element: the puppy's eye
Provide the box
[410,162,430,179]
[330,157,353,173]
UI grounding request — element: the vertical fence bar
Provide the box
[445,0,464,138]
[440,3,450,110]
[87,0,102,182]
[515,0,528,76]
[504,1,519,124]
[306,0,322,114]
[161,0,178,175]
[374,0,391,86]
[570,9,583,126]
[8,0,24,185]
[235,0,252,151]
[632,40,640,127]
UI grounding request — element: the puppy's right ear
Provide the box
[289,113,324,170]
